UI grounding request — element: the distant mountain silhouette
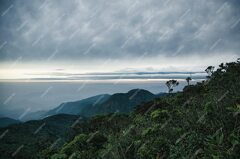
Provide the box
[42,89,164,118]
[0,114,83,159]
[0,117,21,128]
[21,110,48,121]
[0,60,239,159]
[21,89,166,121]
[45,94,111,117]
[80,89,159,117]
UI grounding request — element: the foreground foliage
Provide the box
[0,60,239,159]
[49,60,240,158]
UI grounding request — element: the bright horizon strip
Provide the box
[0,64,206,80]
[0,53,237,81]
[0,68,206,83]
[0,79,205,83]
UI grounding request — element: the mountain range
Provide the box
[0,117,20,128]
[1,89,165,125]
[21,89,165,121]
[0,89,163,158]
[0,60,239,158]
[0,114,83,159]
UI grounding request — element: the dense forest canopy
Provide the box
[0,60,239,159]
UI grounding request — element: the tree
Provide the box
[186,77,192,86]
[205,66,215,79]
[166,80,179,93]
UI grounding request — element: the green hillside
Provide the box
[45,94,111,117]
[0,60,239,159]
[48,60,240,159]
[80,89,158,117]
[0,117,20,128]
[0,114,83,159]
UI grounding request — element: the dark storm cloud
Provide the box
[0,0,239,61]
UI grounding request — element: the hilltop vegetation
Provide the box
[0,114,83,159]
[46,89,159,118]
[48,60,240,159]
[0,117,20,128]
[0,60,239,159]
[0,90,159,159]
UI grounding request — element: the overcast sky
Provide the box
[0,0,240,115]
[0,0,239,75]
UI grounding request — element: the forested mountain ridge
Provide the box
[44,89,160,118]
[45,94,111,117]
[48,60,240,159]
[0,117,20,128]
[0,90,159,159]
[20,89,160,121]
[80,89,160,117]
[0,114,83,159]
[0,60,239,159]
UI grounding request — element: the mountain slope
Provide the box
[0,114,83,159]
[0,117,21,128]
[2,60,239,158]
[21,110,48,121]
[0,90,160,159]
[45,94,110,118]
[44,89,160,118]
[49,60,240,159]
[80,89,157,117]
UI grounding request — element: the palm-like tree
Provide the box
[186,77,192,86]
[166,80,179,93]
[205,66,215,79]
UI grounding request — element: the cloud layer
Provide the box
[0,0,239,62]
